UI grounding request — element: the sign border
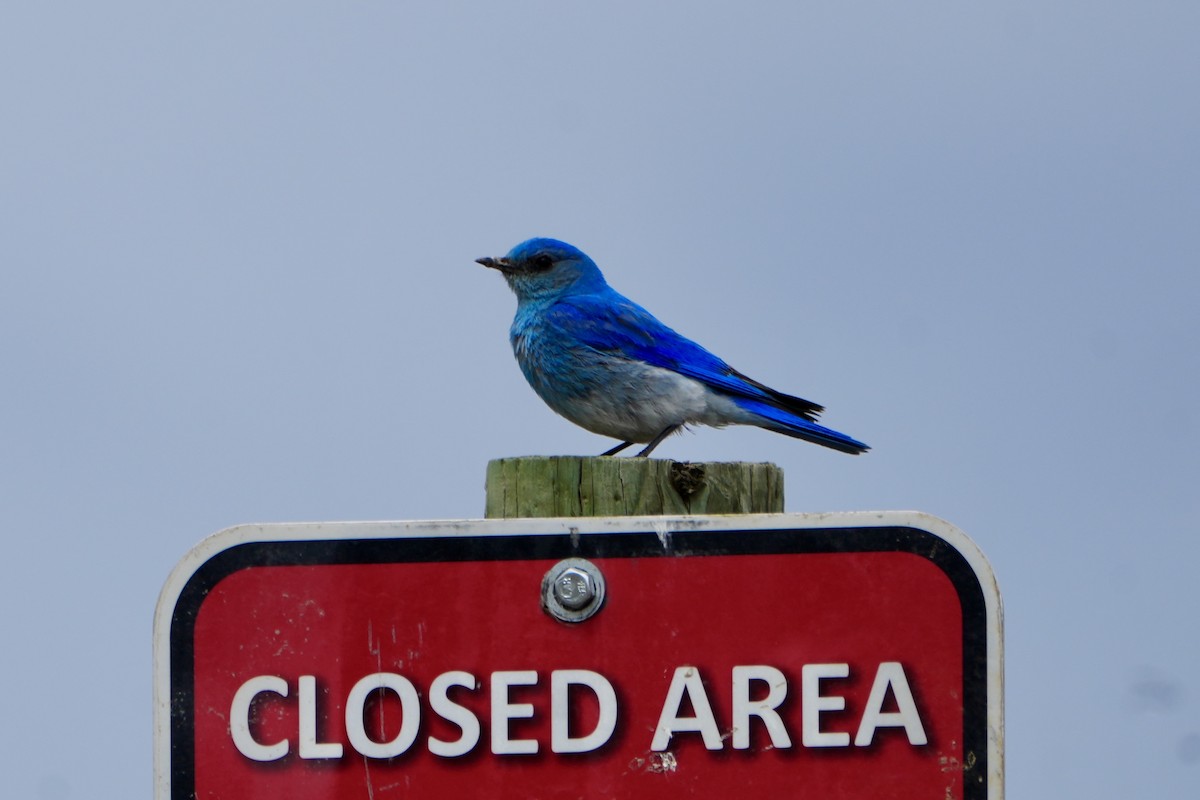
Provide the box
[154,511,1003,798]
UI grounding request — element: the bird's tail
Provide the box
[734,397,870,455]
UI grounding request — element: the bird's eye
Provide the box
[531,253,555,271]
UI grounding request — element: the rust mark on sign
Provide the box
[939,749,977,773]
[627,751,679,775]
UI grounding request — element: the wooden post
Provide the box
[484,456,784,518]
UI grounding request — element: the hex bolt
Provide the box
[542,558,606,623]
[553,567,595,610]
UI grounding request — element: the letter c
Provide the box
[230,675,290,761]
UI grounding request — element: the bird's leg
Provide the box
[636,425,681,457]
[600,440,635,457]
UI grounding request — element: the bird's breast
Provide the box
[509,322,730,441]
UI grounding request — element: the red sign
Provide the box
[154,513,1003,799]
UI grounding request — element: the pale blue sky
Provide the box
[2,2,1197,797]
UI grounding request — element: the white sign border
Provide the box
[154,510,1003,798]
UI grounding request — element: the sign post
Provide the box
[155,512,1002,799]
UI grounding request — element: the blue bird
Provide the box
[477,238,868,458]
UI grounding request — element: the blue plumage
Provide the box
[477,238,868,457]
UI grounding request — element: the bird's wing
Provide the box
[550,292,825,422]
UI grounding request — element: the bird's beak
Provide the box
[476,256,515,273]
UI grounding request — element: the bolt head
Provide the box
[553,567,595,610]
[541,558,606,623]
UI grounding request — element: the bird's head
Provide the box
[476,238,607,303]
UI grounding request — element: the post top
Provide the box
[484,456,784,518]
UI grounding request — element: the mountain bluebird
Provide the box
[477,238,869,457]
